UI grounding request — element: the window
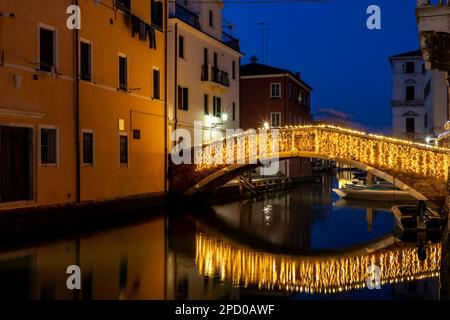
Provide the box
[178,36,185,59]
[39,27,55,72]
[405,62,415,74]
[204,94,209,115]
[406,118,415,134]
[422,64,426,75]
[202,48,209,80]
[151,0,163,29]
[232,61,236,80]
[119,134,128,165]
[40,128,57,165]
[119,55,128,91]
[424,113,428,129]
[80,40,92,81]
[178,86,189,111]
[406,86,415,101]
[271,112,281,128]
[213,52,218,69]
[424,79,431,100]
[116,0,131,13]
[133,129,141,140]
[270,83,281,98]
[209,10,214,27]
[213,96,222,117]
[232,102,236,121]
[82,131,94,165]
[153,69,160,99]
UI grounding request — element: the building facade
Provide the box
[390,50,448,142]
[424,68,448,137]
[240,62,312,130]
[390,50,427,141]
[0,0,167,211]
[168,0,242,146]
[240,62,313,178]
[416,1,450,146]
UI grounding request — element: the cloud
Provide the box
[315,108,352,120]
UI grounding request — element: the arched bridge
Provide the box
[169,125,450,207]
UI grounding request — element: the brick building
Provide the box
[240,62,313,178]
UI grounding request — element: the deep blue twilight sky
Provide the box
[222,0,421,132]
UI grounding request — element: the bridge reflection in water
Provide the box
[196,233,441,295]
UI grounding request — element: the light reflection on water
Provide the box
[0,172,448,300]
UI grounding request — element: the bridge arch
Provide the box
[184,152,428,201]
[169,125,450,207]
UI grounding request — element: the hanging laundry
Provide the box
[131,14,157,50]
[131,15,141,38]
[139,21,146,41]
[146,24,157,49]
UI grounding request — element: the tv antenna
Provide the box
[257,22,269,64]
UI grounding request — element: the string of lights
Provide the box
[194,124,450,183]
[196,233,441,294]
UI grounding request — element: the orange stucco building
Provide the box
[0,0,167,211]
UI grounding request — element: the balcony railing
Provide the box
[417,0,450,6]
[171,3,200,29]
[400,132,425,142]
[222,32,241,51]
[391,99,425,107]
[201,65,230,87]
[212,67,230,87]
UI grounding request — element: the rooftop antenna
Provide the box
[257,22,268,64]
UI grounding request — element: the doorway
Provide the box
[0,126,33,203]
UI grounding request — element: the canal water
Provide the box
[0,172,447,300]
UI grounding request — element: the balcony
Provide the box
[201,65,230,88]
[391,99,425,107]
[171,3,200,29]
[416,1,450,72]
[401,132,424,142]
[222,32,241,52]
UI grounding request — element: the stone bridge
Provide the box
[169,125,450,208]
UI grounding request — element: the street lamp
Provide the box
[425,136,438,146]
[222,113,228,123]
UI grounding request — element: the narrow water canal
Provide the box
[1,172,448,300]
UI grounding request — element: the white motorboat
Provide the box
[332,184,416,201]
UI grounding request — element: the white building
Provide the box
[390,49,448,142]
[168,0,243,146]
[424,67,448,137]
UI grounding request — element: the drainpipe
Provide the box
[164,0,169,194]
[164,0,169,301]
[74,0,81,204]
[284,76,288,176]
[447,73,450,123]
[174,23,178,138]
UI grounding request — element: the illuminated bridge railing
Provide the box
[194,125,450,183]
[196,233,441,294]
